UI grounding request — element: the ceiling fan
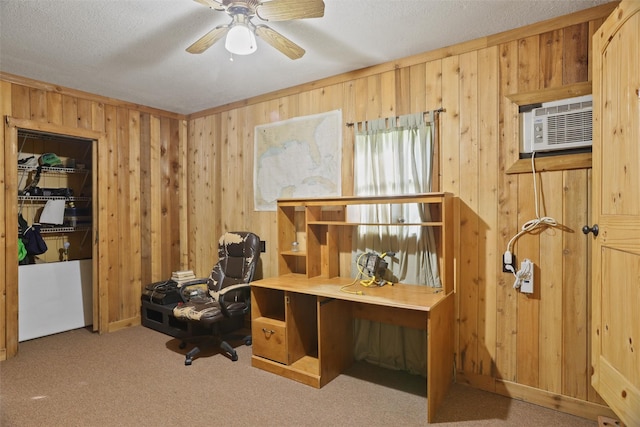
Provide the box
[187,0,325,59]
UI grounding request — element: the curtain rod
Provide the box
[345,108,445,127]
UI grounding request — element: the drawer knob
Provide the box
[262,328,276,337]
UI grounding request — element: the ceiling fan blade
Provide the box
[255,25,305,59]
[186,25,229,54]
[193,0,225,10]
[257,0,325,21]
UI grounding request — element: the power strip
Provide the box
[519,259,534,294]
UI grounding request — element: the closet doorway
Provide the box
[5,117,107,356]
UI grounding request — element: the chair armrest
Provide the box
[218,283,252,317]
[178,278,209,287]
[178,278,210,303]
[218,283,251,296]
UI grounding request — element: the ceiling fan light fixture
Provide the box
[225,23,257,55]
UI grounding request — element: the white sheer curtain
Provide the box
[352,112,439,376]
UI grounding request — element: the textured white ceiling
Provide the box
[0,0,611,115]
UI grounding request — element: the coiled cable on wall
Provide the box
[505,152,558,274]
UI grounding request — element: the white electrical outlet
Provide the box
[520,259,534,294]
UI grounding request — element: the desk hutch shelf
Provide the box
[251,193,456,423]
[275,192,453,290]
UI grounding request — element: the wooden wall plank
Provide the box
[539,30,564,89]
[94,109,109,333]
[11,85,30,119]
[149,115,162,281]
[159,116,173,279]
[104,105,120,323]
[239,107,252,231]
[128,110,142,304]
[514,31,542,389]
[186,116,203,275]
[425,60,443,113]
[178,119,189,270]
[477,46,499,378]
[29,89,47,121]
[496,40,520,383]
[440,54,461,371]
[408,63,426,114]
[46,92,63,125]
[380,70,395,119]
[139,113,152,286]
[395,67,411,117]
[563,23,590,85]
[168,118,181,271]
[220,110,236,232]
[587,17,607,82]
[458,51,480,375]
[91,100,105,133]
[518,35,541,93]
[562,168,589,400]
[515,171,540,388]
[77,99,92,130]
[440,56,461,193]
[425,59,442,192]
[585,166,606,405]
[1,80,14,359]
[538,169,563,394]
[62,95,77,128]
[366,75,383,120]
[116,107,133,319]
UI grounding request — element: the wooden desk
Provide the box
[251,274,454,423]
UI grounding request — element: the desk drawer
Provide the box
[252,317,287,364]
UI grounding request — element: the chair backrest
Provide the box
[208,231,260,292]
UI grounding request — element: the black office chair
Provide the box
[173,231,260,365]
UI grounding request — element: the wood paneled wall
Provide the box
[185,3,617,419]
[1,75,187,359]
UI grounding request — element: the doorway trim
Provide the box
[4,116,106,359]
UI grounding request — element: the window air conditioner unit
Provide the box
[521,95,593,153]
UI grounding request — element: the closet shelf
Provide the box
[38,226,91,234]
[18,195,91,203]
[18,164,90,174]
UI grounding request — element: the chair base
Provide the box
[180,333,252,365]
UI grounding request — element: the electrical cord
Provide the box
[512,259,533,289]
[505,152,557,277]
[341,253,369,295]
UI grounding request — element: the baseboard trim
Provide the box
[456,372,617,421]
[108,316,141,333]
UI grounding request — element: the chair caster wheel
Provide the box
[179,342,187,350]
[231,354,238,362]
[244,338,252,346]
[184,347,199,365]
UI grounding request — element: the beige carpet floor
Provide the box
[0,325,599,426]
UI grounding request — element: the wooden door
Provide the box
[591,1,640,425]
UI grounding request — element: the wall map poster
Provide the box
[254,109,342,211]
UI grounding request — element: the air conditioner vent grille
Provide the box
[546,110,593,145]
[534,100,592,117]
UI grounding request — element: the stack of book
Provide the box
[171,270,197,285]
